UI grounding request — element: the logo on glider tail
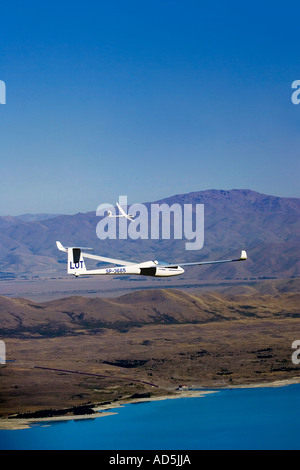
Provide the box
[69,261,85,270]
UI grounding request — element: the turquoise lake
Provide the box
[1,384,299,450]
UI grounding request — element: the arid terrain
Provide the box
[0,279,299,420]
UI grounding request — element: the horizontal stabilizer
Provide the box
[56,241,67,252]
[56,241,93,252]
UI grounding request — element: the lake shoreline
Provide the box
[1,377,300,431]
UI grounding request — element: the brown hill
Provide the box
[1,288,299,337]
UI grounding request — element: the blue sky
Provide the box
[0,1,299,215]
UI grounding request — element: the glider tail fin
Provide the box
[67,247,87,276]
[56,241,92,276]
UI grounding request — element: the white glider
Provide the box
[56,241,247,278]
[107,202,135,222]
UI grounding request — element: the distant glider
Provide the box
[107,202,135,222]
[56,241,247,278]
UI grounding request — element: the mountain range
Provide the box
[0,189,299,281]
